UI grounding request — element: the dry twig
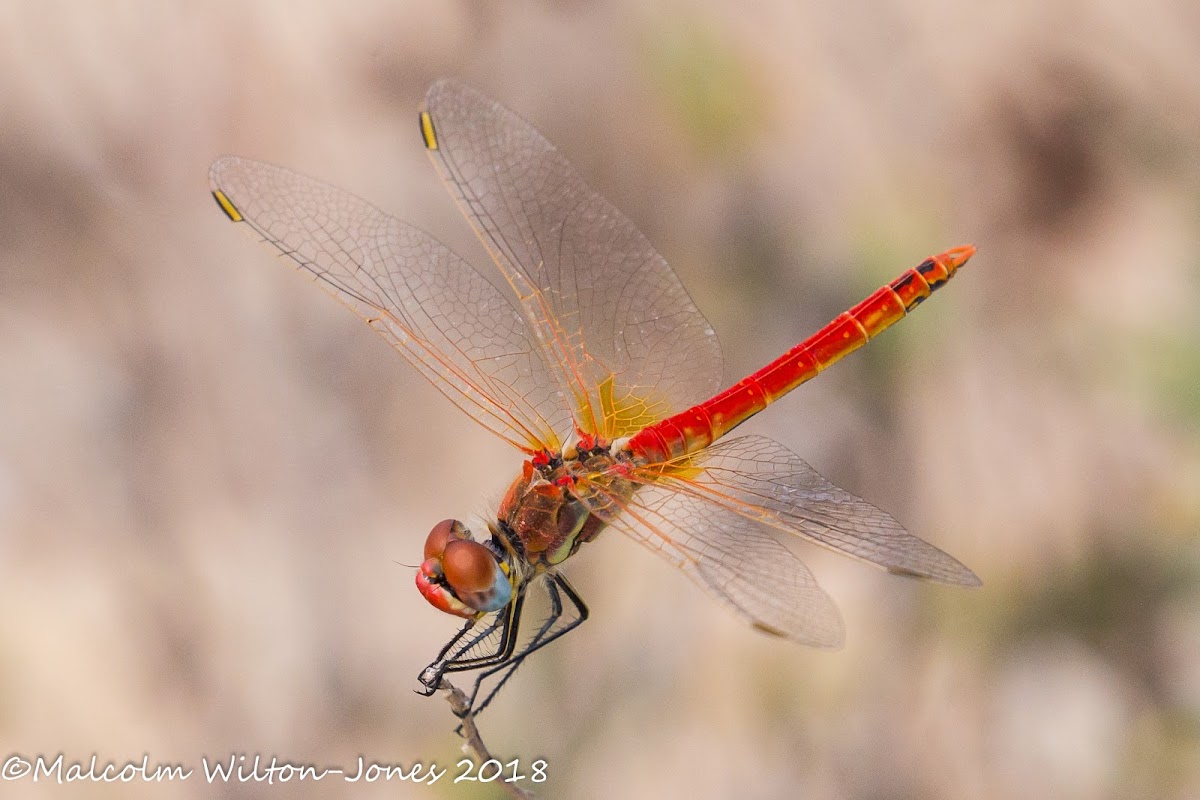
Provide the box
[443,680,534,800]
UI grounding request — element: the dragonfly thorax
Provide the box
[414,442,628,619]
[498,448,626,567]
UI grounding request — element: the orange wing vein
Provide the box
[421,79,723,440]
[209,155,569,452]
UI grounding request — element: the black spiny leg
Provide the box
[418,591,526,699]
[463,572,589,718]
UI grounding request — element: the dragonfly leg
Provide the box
[463,572,589,719]
[417,618,479,696]
[417,618,481,694]
[418,590,527,700]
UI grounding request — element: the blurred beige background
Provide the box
[2,1,1199,798]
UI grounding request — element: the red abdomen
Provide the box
[627,245,975,463]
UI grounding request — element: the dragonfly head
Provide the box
[415,519,513,618]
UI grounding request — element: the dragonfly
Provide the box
[210,79,979,718]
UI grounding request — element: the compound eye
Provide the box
[424,518,470,560]
[441,539,499,594]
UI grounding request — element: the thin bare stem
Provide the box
[443,680,534,800]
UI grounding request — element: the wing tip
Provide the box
[207,156,247,222]
[956,568,984,588]
[210,188,243,222]
[207,154,238,183]
[887,563,983,588]
[423,77,466,109]
[418,110,438,150]
[752,620,845,650]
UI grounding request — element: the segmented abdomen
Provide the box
[626,245,975,464]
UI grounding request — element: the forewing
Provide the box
[640,435,981,586]
[209,156,568,452]
[421,79,722,440]
[579,469,845,648]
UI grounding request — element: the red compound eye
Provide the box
[441,539,499,594]
[423,518,470,560]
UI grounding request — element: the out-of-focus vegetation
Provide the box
[1,2,1197,798]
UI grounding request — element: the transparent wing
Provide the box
[633,435,981,586]
[421,79,723,440]
[209,155,569,452]
[575,433,977,645]
[579,466,845,647]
